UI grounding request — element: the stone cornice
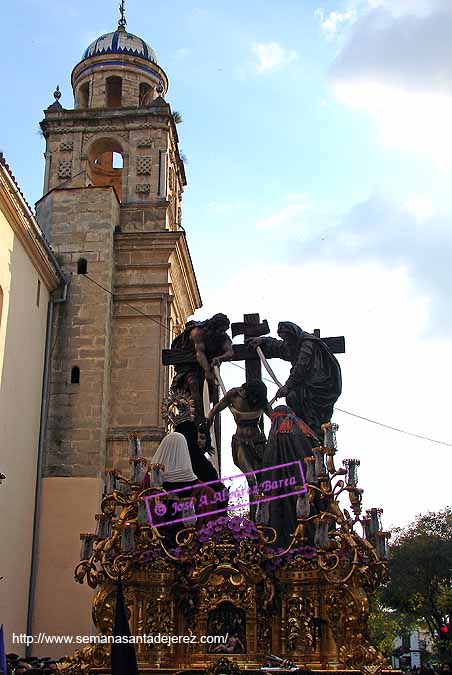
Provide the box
[0,158,64,291]
[173,231,202,315]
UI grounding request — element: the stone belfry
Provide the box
[33,7,201,651]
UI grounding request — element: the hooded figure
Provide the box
[146,432,219,529]
[152,431,198,486]
[251,321,341,440]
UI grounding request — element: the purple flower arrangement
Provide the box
[134,517,317,572]
[263,544,317,572]
[197,516,260,544]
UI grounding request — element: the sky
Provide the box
[2,0,452,531]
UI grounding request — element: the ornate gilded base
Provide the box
[66,435,390,675]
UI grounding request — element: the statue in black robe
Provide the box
[249,321,341,440]
[262,406,316,549]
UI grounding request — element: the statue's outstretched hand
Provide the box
[246,337,264,349]
[276,384,289,399]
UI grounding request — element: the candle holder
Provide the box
[296,490,311,519]
[137,500,149,525]
[121,523,135,552]
[366,508,383,537]
[323,448,336,474]
[129,456,147,484]
[305,456,316,484]
[313,447,327,478]
[343,459,360,487]
[348,487,363,517]
[149,464,165,487]
[362,515,372,540]
[314,517,330,549]
[128,431,142,456]
[118,478,132,496]
[95,514,112,539]
[104,469,118,494]
[322,422,339,450]
[375,531,391,559]
[80,533,97,560]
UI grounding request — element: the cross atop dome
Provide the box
[118,0,127,31]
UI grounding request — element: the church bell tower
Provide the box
[33,8,201,652]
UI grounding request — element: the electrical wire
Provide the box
[227,355,452,447]
[80,272,452,448]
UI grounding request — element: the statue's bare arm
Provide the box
[206,389,238,426]
[191,328,214,383]
[211,337,234,367]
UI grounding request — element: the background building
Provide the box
[0,153,64,652]
[30,17,201,656]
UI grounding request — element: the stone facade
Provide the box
[32,26,202,655]
[0,154,63,652]
[37,51,200,477]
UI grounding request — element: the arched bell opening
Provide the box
[106,76,122,108]
[87,137,124,201]
[77,82,90,108]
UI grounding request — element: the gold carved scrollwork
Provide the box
[92,586,134,635]
[56,644,109,674]
[144,598,173,636]
[285,596,314,653]
[200,585,253,611]
[203,656,242,675]
[325,586,385,675]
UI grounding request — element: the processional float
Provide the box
[58,315,391,675]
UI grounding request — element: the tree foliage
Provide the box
[368,596,415,657]
[379,507,452,660]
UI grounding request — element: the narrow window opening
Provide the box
[77,258,88,274]
[71,366,80,384]
[112,152,123,169]
[79,82,90,108]
[106,76,122,108]
[36,279,41,307]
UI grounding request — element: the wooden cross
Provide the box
[162,315,345,383]
[231,313,269,382]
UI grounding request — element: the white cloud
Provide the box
[256,194,309,230]
[289,193,452,334]
[315,7,356,38]
[333,81,452,170]
[251,42,298,74]
[328,0,452,167]
[194,257,452,529]
[402,196,435,223]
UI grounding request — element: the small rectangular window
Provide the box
[36,279,41,307]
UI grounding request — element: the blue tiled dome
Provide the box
[82,30,158,64]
